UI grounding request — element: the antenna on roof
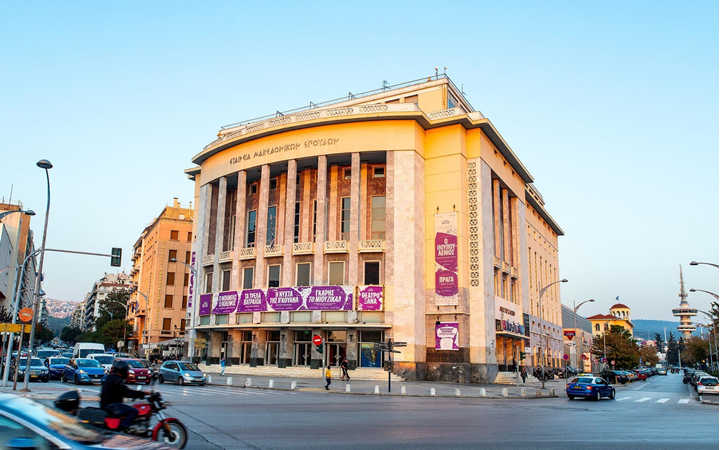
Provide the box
[443,66,447,75]
[434,67,439,79]
[309,101,315,108]
[348,91,354,100]
[382,80,388,90]
[276,110,284,117]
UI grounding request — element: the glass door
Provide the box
[266,342,279,366]
[326,343,346,367]
[294,343,312,366]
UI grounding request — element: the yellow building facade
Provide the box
[587,303,634,337]
[185,75,564,382]
[127,198,194,355]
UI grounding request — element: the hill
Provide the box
[633,319,703,340]
[47,315,70,335]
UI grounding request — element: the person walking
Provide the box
[220,356,226,376]
[340,358,350,382]
[324,364,332,390]
[520,366,527,384]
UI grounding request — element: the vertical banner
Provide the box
[188,251,196,308]
[435,322,459,350]
[198,294,212,316]
[434,212,459,305]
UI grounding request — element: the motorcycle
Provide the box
[55,389,188,448]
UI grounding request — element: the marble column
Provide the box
[346,329,359,369]
[348,153,360,285]
[313,156,327,284]
[212,176,227,294]
[492,179,501,259]
[250,330,266,366]
[279,329,294,368]
[502,188,511,265]
[283,161,297,286]
[254,165,270,288]
[232,171,247,290]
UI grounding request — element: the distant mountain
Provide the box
[47,316,70,335]
[633,319,703,340]
[45,298,79,319]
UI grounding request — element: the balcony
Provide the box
[202,254,214,266]
[324,240,348,254]
[358,240,385,253]
[264,245,283,258]
[237,247,256,260]
[219,250,234,263]
[292,242,314,255]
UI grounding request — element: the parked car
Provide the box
[566,376,616,400]
[609,370,629,384]
[158,360,206,385]
[62,358,105,384]
[87,353,115,372]
[657,367,667,375]
[61,351,74,358]
[119,358,152,384]
[633,369,647,381]
[683,369,696,384]
[696,376,719,395]
[0,393,170,449]
[13,358,49,382]
[35,348,60,360]
[46,357,71,380]
[691,371,710,387]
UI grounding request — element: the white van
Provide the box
[88,353,115,371]
[73,343,105,359]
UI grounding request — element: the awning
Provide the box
[496,331,529,340]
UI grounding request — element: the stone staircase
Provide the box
[200,364,404,381]
[493,371,541,385]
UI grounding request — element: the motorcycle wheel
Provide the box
[158,375,164,384]
[157,421,188,448]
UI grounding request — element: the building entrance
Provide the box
[266,342,279,365]
[295,343,312,366]
[326,343,346,367]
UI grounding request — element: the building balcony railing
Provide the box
[292,242,314,255]
[324,240,348,253]
[358,240,385,253]
[219,251,234,263]
[427,106,465,121]
[264,245,283,258]
[237,247,256,260]
[202,254,214,266]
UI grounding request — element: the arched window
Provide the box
[595,324,600,331]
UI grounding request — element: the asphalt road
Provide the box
[40,372,717,449]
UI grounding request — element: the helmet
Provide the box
[111,359,130,379]
[54,390,80,413]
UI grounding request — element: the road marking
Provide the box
[656,398,669,403]
[634,397,651,402]
[617,397,631,401]
[678,399,689,404]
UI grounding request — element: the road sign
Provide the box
[563,330,575,340]
[563,354,569,360]
[18,308,33,323]
[0,323,31,333]
[611,360,616,366]
[312,335,322,346]
[393,341,407,347]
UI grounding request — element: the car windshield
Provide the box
[49,358,69,365]
[92,356,114,364]
[36,350,58,358]
[700,378,718,386]
[126,360,144,368]
[18,359,44,367]
[179,362,200,371]
[2,395,104,444]
[575,377,594,384]
[75,359,100,368]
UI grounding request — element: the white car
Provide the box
[87,353,115,372]
[696,376,719,395]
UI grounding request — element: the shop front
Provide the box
[494,298,527,371]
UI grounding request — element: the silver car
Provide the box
[158,360,206,385]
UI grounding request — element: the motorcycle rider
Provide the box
[100,359,149,430]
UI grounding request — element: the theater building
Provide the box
[185,74,564,383]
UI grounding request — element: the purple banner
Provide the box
[435,232,458,272]
[435,322,459,351]
[237,289,267,312]
[198,294,212,316]
[357,286,383,311]
[435,270,458,296]
[213,291,238,314]
[267,287,303,311]
[305,286,353,311]
[188,251,196,308]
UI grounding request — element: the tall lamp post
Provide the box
[689,288,719,300]
[538,278,568,389]
[572,298,594,371]
[21,159,52,392]
[690,261,719,269]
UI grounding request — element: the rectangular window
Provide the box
[242,267,254,289]
[343,168,351,180]
[164,295,173,308]
[222,269,231,291]
[269,178,277,190]
[187,231,192,242]
[183,273,189,287]
[205,271,213,293]
[185,251,191,264]
[294,202,300,243]
[246,210,257,247]
[447,93,457,109]
[329,261,345,285]
[312,200,318,242]
[404,95,418,104]
[180,319,186,331]
[182,296,187,309]
[371,196,385,240]
[166,272,175,286]
[266,206,277,246]
[250,183,258,195]
[162,318,172,331]
[170,230,179,240]
[268,265,281,288]
[296,263,311,286]
[373,167,385,178]
[364,261,380,285]
[341,197,351,240]
[168,249,177,262]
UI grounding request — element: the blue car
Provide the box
[62,358,105,384]
[47,357,71,380]
[0,393,170,449]
[566,376,616,400]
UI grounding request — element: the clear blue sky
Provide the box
[1,2,717,321]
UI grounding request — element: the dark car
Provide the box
[0,393,170,449]
[566,376,616,401]
[46,357,71,380]
[13,358,49,382]
[62,358,105,384]
[120,358,152,384]
[608,370,629,384]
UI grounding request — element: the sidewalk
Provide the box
[203,372,566,398]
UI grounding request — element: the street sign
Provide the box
[312,335,322,346]
[18,308,33,323]
[563,330,575,340]
[563,354,569,360]
[0,323,31,333]
[611,360,616,366]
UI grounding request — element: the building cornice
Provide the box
[525,189,564,236]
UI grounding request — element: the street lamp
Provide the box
[538,278,568,389]
[689,288,719,300]
[0,209,35,220]
[690,261,719,269]
[572,298,594,371]
[22,159,52,391]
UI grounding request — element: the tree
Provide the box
[666,332,679,365]
[591,328,639,369]
[681,336,709,367]
[34,323,54,344]
[97,319,131,349]
[96,289,130,331]
[638,345,659,366]
[60,326,83,344]
[654,333,663,352]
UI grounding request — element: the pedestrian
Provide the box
[324,364,332,390]
[520,366,527,384]
[220,356,226,376]
[340,358,350,381]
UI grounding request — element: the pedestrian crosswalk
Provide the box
[615,395,695,405]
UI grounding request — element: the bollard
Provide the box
[536,390,542,397]
[208,375,212,383]
[227,377,233,386]
[502,388,509,397]
[290,381,297,390]
[401,384,407,395]
[374,385,380,394]
[550,388,555,397]
[430,387,436,396]
[480,388,486,397]
[269,379,274,388]
[245,377,252,387]
[455,388,461,397]
[345,383,351,393]
[520,387,527,397]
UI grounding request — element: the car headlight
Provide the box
[77,370,86,375]
[129,369,135,374]
[183,373,192,378]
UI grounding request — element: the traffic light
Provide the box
[520,352,526,360]
[315,344,323,353]
[110,247,122,267]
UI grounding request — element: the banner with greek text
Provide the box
[435,322,459,350]
[213,291,238,314]
[231,286,354,313]
[198,294,212,316]
[237,289,267,312]
[434,213,459,305]
[357,286,383,311]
